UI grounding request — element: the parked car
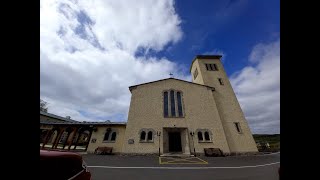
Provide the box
[40,150,91,180]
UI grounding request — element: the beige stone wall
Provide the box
[191,59,205,85]
[86,125,126,153]
[191,57,258,153]
[122,79,231,154]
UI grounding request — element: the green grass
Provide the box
[253,134,280,143]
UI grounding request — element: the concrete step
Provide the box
[160,153,194,157]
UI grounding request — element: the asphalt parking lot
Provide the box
[82,152,280,180]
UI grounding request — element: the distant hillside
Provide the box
[253,134,280,152]
[253,134,280,144]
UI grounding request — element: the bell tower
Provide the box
[190,55,258,154]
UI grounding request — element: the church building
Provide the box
[40,55,258,156]
[122,55,257,155]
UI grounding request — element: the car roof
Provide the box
[40,150,82,161]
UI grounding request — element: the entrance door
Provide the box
[168,132,182,152]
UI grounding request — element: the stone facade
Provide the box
[122,78,231,155]
[190,56,258,153]
[191,56,258,153]
[86,125,126,154]
[121,55,258,155]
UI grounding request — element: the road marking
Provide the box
[88,162,280,169]
[194,157,208,164]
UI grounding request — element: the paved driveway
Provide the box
[82,152,280,180]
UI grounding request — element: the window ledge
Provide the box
[164,116,185,118]
[198,141,213,143]
[102,141,116,143]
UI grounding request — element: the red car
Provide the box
[40,150,91,180]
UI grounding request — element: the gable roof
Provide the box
[128,78,214,92]
[190,55,222,72]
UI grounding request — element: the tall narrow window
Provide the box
[218,78,224,85]
[204,132,210,141]
[206,63,212,71]
[147,131,153,141]
[213,64,218,71]
[140,131,146,141]
[209,64,213,70]
[111,132,117,141]
[164,90,184,118]
[170,90,176,117]
[164,92,168,117]
[177,92,183,117]
[198,132,203,141]
[103,131,110,141]
[206,64,218,71]
[193,68,198,79]
[234,122,242,133]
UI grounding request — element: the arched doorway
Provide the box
[56,127,73,149]
[41,128,60,149]
[73,127,93,151]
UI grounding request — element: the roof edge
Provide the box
[128,78,215,92]
[40,111,126,124]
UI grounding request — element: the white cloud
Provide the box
[230,39,280,134]
[40,0,186,121]
[40,0,279,135]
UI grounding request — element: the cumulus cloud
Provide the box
[230,39,280,134]
[40,0,186,121]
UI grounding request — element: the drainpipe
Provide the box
[157,131,161,156]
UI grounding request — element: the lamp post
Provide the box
[190,131,196,157]
[157,131,161,156]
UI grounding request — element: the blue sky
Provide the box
[163,0,280,76]
[40,0,279,134]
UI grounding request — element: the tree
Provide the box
[40,99,48,112]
